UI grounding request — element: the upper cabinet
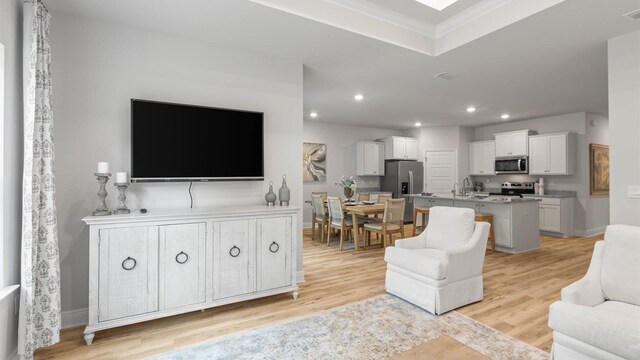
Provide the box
[529,132,574,175]
[469,140,495,175]
[356,141,385,176]
[379,136,418,160]
[494,130,531,157]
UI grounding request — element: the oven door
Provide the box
[495,157,528,174]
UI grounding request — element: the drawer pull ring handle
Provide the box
[269,241,280,253]
[229,246,241,258]
[122,257,137,271]
[175,251,189,264]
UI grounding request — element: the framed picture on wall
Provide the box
[303,143,326,182]
[590,144,609,195]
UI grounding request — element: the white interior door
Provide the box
[425,150,457,194]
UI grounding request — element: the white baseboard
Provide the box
[61,307,88,329]
[574,226,606,237]
[297,270,305,283]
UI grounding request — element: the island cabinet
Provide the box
[413,196,539,254]
[83,206,299,345]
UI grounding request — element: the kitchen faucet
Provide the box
[463,177,471,197]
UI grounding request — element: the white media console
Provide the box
[81,205,299,345]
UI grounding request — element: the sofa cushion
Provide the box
[384,247,448,280]
[549,300,640,360]
[425,207,475,252]
[601,225,640,306]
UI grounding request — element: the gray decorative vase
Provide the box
[265,181,277,206]
[279,174,290,206]
[343,187,354,200]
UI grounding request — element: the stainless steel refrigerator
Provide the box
[380,160,424,223]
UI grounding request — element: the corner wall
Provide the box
[608,30,640,226]
[0,0,23,357]
[50,13,303,324]
[302,121,403,225]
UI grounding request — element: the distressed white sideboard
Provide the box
[82,205,299,345]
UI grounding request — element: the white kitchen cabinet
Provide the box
[98,226,158,322]
[494,130,531,157]
[469,140,495,175]
[378,136,419,160]
[526,196,574,236]
[83,206,299,345]
[213,219,256,299]
[356,141,385,176]
[529,133,573,175]
[159,223,206,310]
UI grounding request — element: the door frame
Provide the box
[424,149,458,193]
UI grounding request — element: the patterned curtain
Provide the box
[18,1,61,358]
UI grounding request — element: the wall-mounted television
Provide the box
[131,99,264,182]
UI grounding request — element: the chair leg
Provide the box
[412,208,418,236]
[490,219,496,252]
[339,227,345,251]
[320,222,325,243]
[326,225,331,247]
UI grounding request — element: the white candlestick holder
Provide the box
[114,182,131,215]
[93,173,112,216]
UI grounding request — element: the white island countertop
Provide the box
[411,194,539,204]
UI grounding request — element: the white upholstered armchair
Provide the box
[384,206,490,315]
[548,224,640,360]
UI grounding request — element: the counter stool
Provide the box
[412,207,430,236]
[475,213,495,252]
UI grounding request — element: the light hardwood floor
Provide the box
[36,229,600,359]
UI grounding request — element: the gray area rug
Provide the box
[150,295,549,360]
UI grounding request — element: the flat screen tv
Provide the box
[131,99,264,182]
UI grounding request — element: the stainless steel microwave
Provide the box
[495,156,528,174]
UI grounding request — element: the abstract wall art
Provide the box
[303,143,326,182]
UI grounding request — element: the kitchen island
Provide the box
[412,194,540,254]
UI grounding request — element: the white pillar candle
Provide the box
[97,162,110,174]
[116,172,128,184]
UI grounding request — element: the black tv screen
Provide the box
[131,99,264,182]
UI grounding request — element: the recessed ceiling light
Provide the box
[354,94,364,101]
[501,114,510,120]
[414,0,458,11]
[414,122,422,127]
[466,107,476,113]
[310,112,318,118]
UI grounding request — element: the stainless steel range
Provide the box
[496,182,535,197]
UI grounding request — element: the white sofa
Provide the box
[383,206,490,315]
[548,224,640,360]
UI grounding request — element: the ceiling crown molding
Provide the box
[249,0,567,56]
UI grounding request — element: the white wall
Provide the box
[404,125,472,188]
[608,30,640,226]
[0,0,23,357]
[473,112,609,235]
[302,121,402,225]
[50,13,303,322]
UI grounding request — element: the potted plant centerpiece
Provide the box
[335,176,358,201]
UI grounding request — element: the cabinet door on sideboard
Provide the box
[98,226,158,322]
[213,220,256,299]
[159,223,206,310]
[257,217,292,291]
